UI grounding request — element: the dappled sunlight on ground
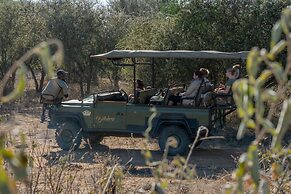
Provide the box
[1,110,248,193]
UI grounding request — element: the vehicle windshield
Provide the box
[83,95,94,102]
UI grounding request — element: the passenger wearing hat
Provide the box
[40,69,69,122]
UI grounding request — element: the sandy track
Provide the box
[2,113,244,176]
[2,112,248,193]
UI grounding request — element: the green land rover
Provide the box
[47,50,247,155]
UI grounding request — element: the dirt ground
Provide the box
[1,107,254,193]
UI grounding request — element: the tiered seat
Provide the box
[97,91,125,101]
[138,88,158,104]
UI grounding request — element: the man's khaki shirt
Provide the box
[41,77,68,100]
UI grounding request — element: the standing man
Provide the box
[40,69,69,122]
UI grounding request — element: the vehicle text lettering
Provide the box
[96,116,115,123]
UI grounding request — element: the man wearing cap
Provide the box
[40,69,69,122]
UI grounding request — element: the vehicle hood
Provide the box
[62,95,94,104]
[63,99,82,103]
[61,97,94,106]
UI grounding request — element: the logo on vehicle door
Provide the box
[96,116,115,123]
[82,110,91,116]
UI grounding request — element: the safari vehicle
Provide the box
[47,50,247,155]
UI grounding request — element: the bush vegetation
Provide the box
[0,1,291,193]
[0,0,289,96]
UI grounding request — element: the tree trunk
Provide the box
[79,79,84,98]
[4,72,15,96]
[86,79,91,95]
[27,64,40,92]
[112,68,119,90]
[39,69,45,92]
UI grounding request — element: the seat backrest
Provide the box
[169,86,184,96]
[201,81,214,94]
[181,79,205,107]
[162,87,171,105]
[162,86,184,105]
[194,78,206,106]
[138,88,158,104]
[97,91,123,101]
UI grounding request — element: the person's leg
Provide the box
[168,95,175,105]
[168,95,181,106]
[40,103,47,122]
[216,97,227,105]
[175,95,182,105]
[202,92,214,107]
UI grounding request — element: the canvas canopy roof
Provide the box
[91,50,249,60]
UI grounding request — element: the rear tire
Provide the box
[55,121,82,151]
[158,126,191,156]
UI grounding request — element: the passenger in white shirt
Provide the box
[168,70,204,106]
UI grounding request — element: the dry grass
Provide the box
[0,110,240,194]
[0,80,245,193]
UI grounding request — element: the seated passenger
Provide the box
[203,66,238,106]
[129,79,145,103]
[168,70,204,106]
[232,64,241,79]
[200,68,214,94]
[136,79,145,92]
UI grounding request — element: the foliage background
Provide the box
[0,0,289,96]
[0,1,291,193]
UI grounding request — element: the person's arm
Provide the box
[58,79,69,97]
[217,79,234,94]
[217,86,230,94]
[63,84,69,98]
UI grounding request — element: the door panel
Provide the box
[93,101,127,130]
[126,104,153,132]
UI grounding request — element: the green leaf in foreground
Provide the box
[272,100,291,151]
[270,21,282,48]
[0,66,26,103]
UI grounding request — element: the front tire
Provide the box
[55,121,82,151]
[158,126,191,156]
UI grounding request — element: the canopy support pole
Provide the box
[152,58,155,88]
